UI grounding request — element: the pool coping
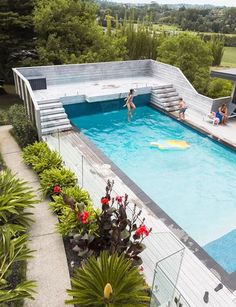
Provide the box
[70,106,236,293]
[150,104,236,152]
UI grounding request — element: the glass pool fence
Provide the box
[44,130,190,307]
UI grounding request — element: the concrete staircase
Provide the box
[38,99,71,135]
[151,84,181,112]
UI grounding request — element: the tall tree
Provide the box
[34,0,126,64]
[157,34,213,92]
[0,0,35,82]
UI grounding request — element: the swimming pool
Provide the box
[68,101,236,274]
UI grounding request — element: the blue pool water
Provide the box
[69,103,236,273]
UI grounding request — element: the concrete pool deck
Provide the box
[32,75,236,148]
[44,129,236,306]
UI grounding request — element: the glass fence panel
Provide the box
[46,132,190,307]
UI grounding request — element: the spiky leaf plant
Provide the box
[66,251,150,306]
[39,167,77,196]
[0,227,36,304]
[22,141,63,174]
[0,170,37,230]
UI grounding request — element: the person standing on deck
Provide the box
[123,89,136,121]
[178,98,188,120]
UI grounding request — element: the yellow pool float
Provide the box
[150,140,190,150]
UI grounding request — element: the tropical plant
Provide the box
[8,105,38,148]
[39,167,77,196]
[49,186,92,214]
[66,251,150,306]
[69,180,151,264]
[0,227,36,304]
[23,141,63,173]
[0,170,37,232]
[207,78,232,98]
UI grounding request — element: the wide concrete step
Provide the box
[153,95,181,103]
[42,124,72,135]
[152,100,180,107]
[40,107,65,116]
[152,84,173,90]
[37,99,60,105]
[41,113,68,122]
[151,101,179,112]
[39,102,63,110]
[155,92,179,99]
[41,118,70,129]
[152,88,176,94]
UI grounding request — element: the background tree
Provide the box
[157,34,213,94]
[207,78,232,98]
[34,0,126,65]
[0,0,35,82]
[208,36,225,66]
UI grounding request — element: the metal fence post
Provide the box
[81,154,84,188]
[57,129,60,154]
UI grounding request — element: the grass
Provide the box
[0,85,23,111]
[221,47,236,68]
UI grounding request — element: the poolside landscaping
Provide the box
[0,116,153,306]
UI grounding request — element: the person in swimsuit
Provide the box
[216,103,228,125]
[123,89,136,121]
[178,98,187,120]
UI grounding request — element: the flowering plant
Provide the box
[53,185,61,194]
[90,180,152,265]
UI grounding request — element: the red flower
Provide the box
[135,225,149,237]
[139,266,144,272]
[101,197,109,205]
[53,185,61,194]
[115,196,123,204]
[77,211,89,224]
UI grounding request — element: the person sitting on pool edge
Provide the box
[215,103,228,125]
[178,98,188,120]
[123,89,136,121]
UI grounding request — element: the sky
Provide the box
[111,0,236,7]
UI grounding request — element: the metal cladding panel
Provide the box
[28,76,47,90]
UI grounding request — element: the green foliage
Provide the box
[157,33,213,94]
[0,0,36,82]
[49,186,99,237]
[0,169,37,230]
[0,227,36,304]
[207,78,233,99]
[39,167,77,196]
[23,141,63,174]
[56,201,99,237]
[8,105,38,148]
[34,0,126,64]
[208,37,225,66]
[0,170,36,304]
[0,110,9,125]
[49,186,92,214]
[66,251,150,306]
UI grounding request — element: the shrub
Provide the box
[0,169,37,231]
[207,78,233,98]
[49,186,92,214]
[69,180,151,264]
[0,109,9,125]
[66,251,150,306]
[0,227,36,304]
[23,141,63,173]
[8,104,38,147]
[39,167,77,196]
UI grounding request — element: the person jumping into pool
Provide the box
[178,98,188,120]
[123,89,136,121]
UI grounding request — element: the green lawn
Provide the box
[0,85,22,111]
[221,47,236,68]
